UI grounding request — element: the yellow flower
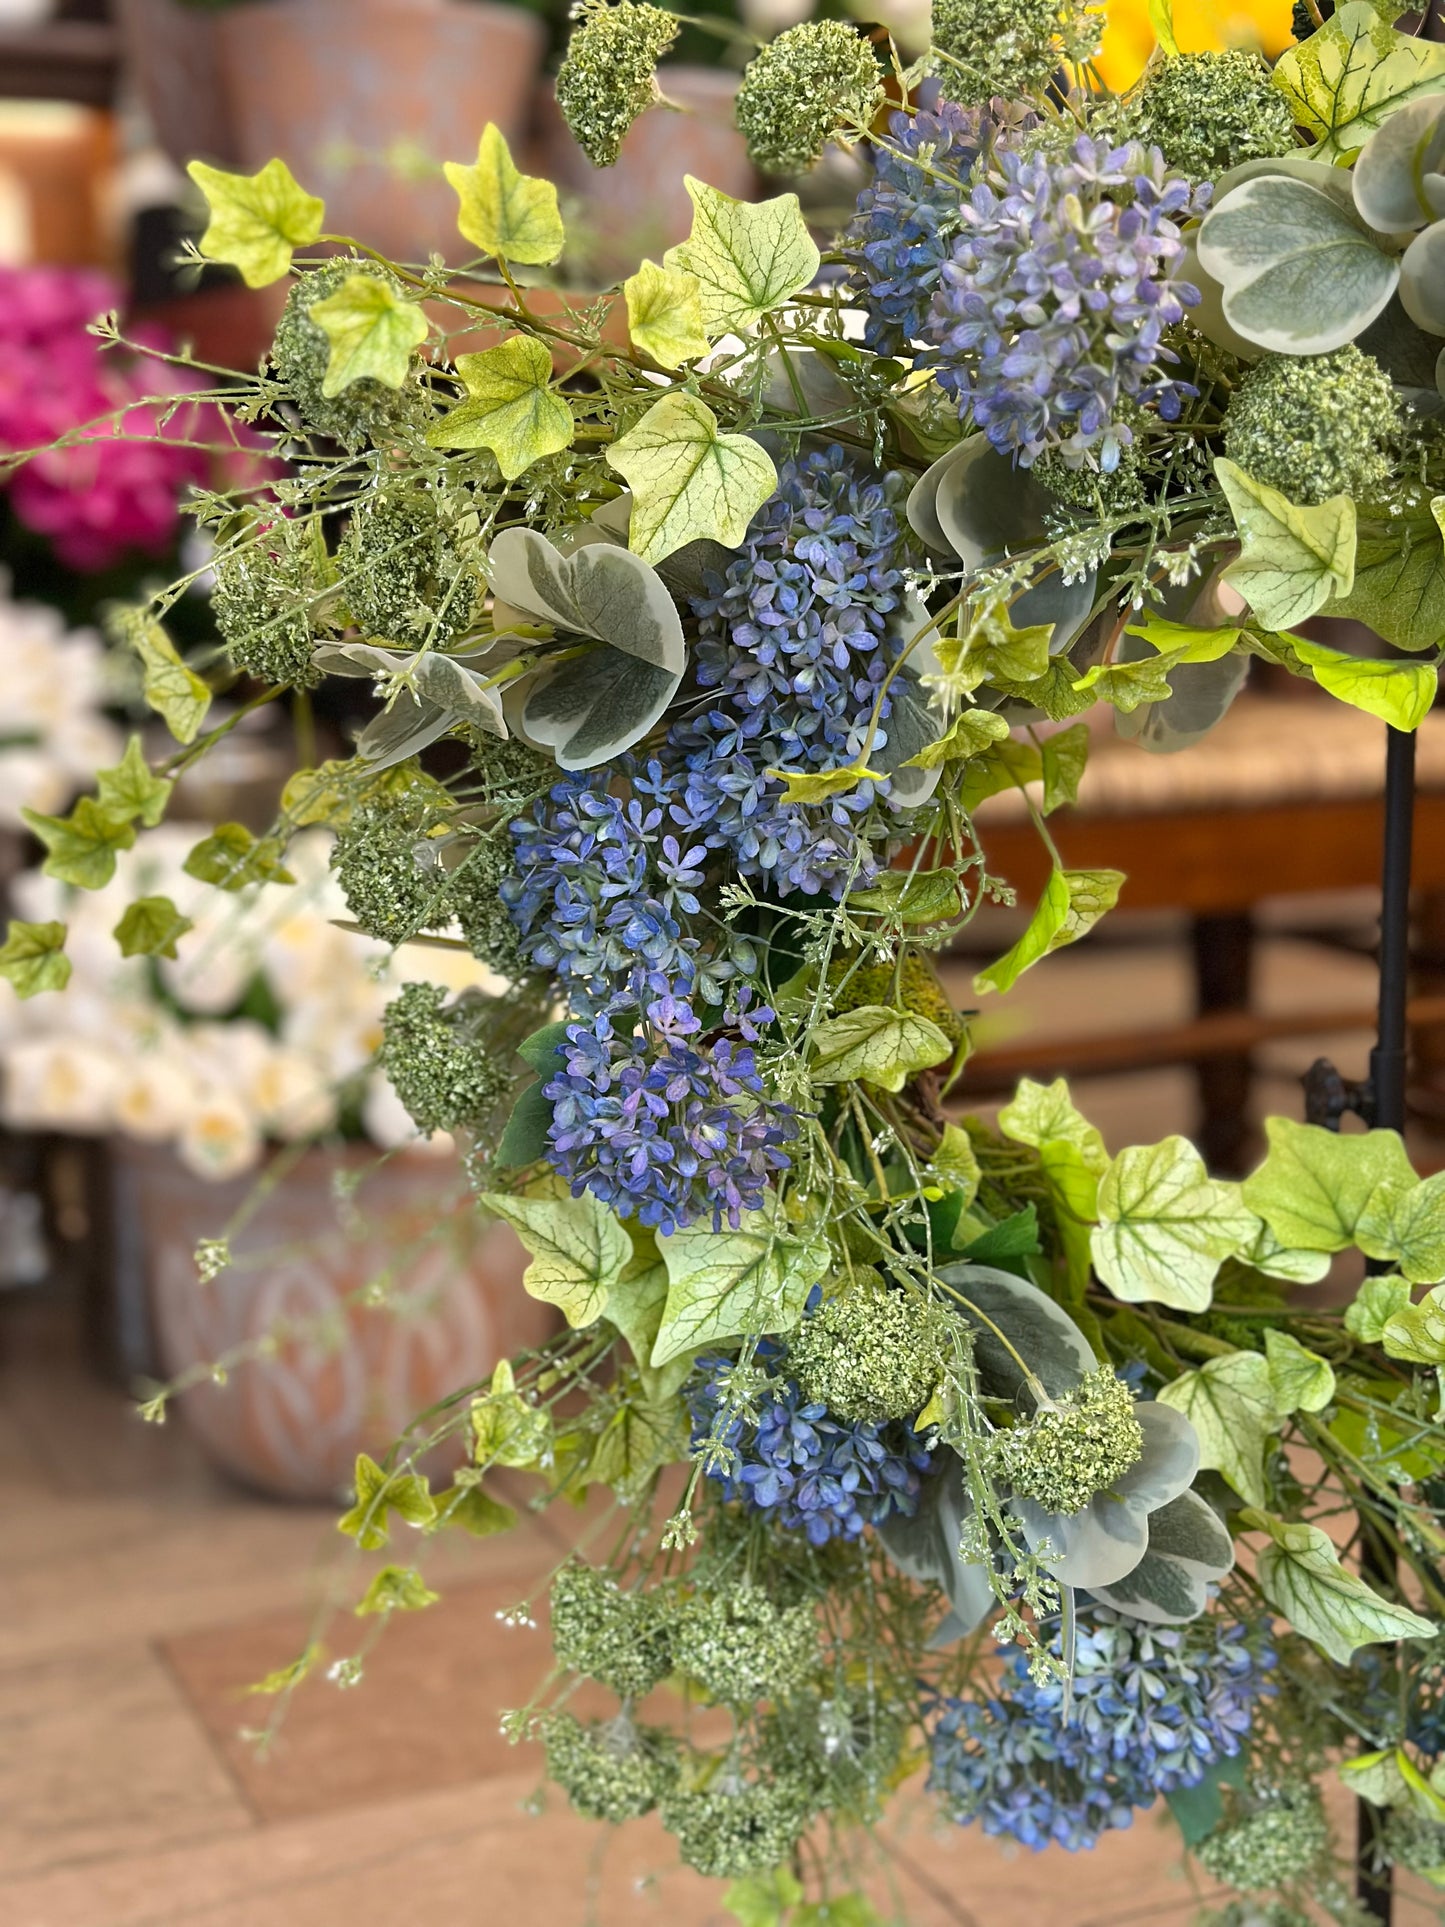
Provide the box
[1095,0,1292,90]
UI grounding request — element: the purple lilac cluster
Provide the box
[843,94,997,357]
[665,445,911,899]
[689,1346,934,1546]
[921,137,1207,470]
[928,1608,1276,1851]
[543,993,796,1235]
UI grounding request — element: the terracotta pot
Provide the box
[214,0,546,263]
[115,0,241,169]
[536,65,757,285]
[119,1137,555,1499]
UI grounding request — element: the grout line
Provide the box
[150,1636,269,1833]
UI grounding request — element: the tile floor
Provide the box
[3,906,1444,1926]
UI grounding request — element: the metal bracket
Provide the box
[1301,1056,1375,1132]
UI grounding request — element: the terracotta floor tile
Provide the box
[0,1641,252,1883]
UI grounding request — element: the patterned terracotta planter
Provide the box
[118,1137,554,1499]
[214,0,546,264]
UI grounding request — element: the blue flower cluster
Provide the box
[666,445,912,898]
[544,992,796,1235]
[844,93,997,357]
[689,1347,935,1546]
[928,1607,1276,1851]
[921,136,1207,470]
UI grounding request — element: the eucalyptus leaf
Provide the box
[1248,1509,1436,1664]
[1088,1487,1237,1624]
[1196,175,1397,353]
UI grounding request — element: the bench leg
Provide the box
[1192,912,1255,1174]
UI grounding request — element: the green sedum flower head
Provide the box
[735,23,883,176]
[659,1777,815,1878]
[544,1712,677,1823]
[378,982,512,1138]
[1222,345,1401,508]
[990,1365,1144,1516]
[930,0,1103,104]
[673,1585,817,1705]
[786,1287,950,1424]
[332,786,452,946]
[1196,1782,1331,1891]
[549,1561,674,1701]
[211,512,323,688]
[555,0,680,168]
[1128,51,1296,182]
[337,486,480,651]
[1385,1809,1445,1876]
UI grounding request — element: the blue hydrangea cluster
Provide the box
[928,1608,1276,1851]
[921,136,1207,470]
[843,94,997,356]
[666,445,913,899]
[689,1347,935,1546]
[543,991,796,1235]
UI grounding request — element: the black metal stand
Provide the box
[1300,725,1417,1926]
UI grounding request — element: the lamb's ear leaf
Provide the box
[1088,1489,1235,1625]
[522,645,681,770]
[874,1454,996,1637]
[872,670,942,806]
[936,1261,1095,1400]
[356,692,453,769]
[564,544,686,670]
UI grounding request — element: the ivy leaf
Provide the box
[308,273,429,397]
[623,259,711,368]
[580,1386,689,1497]
[1237,1220,1332,1285]
[974,868,1123,995]
[999,1077,1109,1171]
[1273,1,1445,161]
[926,1122,982,1207]
[0,920,69,998]
[607,390,777,565]
[1123,612,1243,664]
[337,1453,436,1550]
[1289,635,1437,732]
[1072,646,1189,713]
[480,1188,630,1327]
[354,1565,439,1616]
[1357,1170,1445,1281]
[187,156,324,288]
[120,612,211,744]
[1242,1116,1417,1251]
[242,1645,322,1697]
[1245,1508,1436,1664]
[1265,1328,1337,1414]
[1091,1137,1260,1313]
[1216,458,1357,629]
[96,735,172,828]
[1344,1272,1413,1342]
[437,1481,517,1537]
[807,1005,953,1092]
[427,335,574,481]
[663,177,820,334]
[846,868,965,926]
[1382,1283,1445,1362]
[1156,1352,1278,1506]
[937,601,1052,697]
[471,1358,552,1470]
[1330,503,1445,651]
[114,895,193,961]
[444,123,564,265]
[724,1868,804,1927]
[1148,0,1180,57]
[183,822,295,891]
[904,706,1010,769]
[602,1231,695,1398]
[765,761,880,805]
[958,737,1043,811]
[22,798,135,890]
[652,1203,829,1367]
[1041,723,1089,813]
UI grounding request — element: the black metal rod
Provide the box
[1356,725,1418,1926]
